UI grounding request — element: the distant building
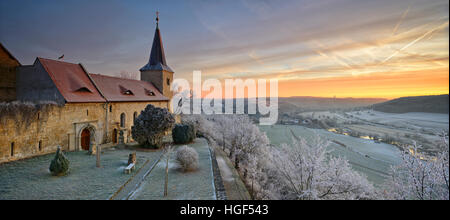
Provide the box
[0,19,174,163]
[0,43,21,102]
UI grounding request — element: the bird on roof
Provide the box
[58,54,64,60]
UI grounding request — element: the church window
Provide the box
[38,141,42,151]
[120,113,126,128]
[110,105,112,112]
[167,78,170,86]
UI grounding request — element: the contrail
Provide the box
[392,6,410,35]
[382,20,449,63]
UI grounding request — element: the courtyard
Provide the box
[0,138,216,200]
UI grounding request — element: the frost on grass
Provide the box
[175,145,199,172]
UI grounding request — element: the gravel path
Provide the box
[109,152,163,200]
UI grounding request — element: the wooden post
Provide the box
[164,146,172,197]
[96,144,101,168]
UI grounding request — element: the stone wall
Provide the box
[140,69,173,99]
[16,60,66,104]
[105,101,169,144]
[0,101,169,163]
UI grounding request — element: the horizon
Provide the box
[0,0,448,99]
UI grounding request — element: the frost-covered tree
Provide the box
[267,137,374,200]
[180,114,374,200]
[131,104,175,148]
[176,145,199,172]
[383,133,449,200]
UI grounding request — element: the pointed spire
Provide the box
[140,11,173,72]
[156,11,159,28]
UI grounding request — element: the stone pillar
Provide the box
[96,144,101,168]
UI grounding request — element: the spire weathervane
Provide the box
[156,11,159,28]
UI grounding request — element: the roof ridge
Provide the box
[89,73,143,82]
[0,42,21,65]
[37,57,78,65]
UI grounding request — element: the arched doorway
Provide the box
[81,128,90,151]
[113,129,118,143]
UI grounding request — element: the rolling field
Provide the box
[259,125,402,186]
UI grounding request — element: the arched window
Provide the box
[133,112,138,125]
[120,113,126,127]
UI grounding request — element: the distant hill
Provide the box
[278,96,387,113]
[186,97,387,114]
[371,95,449,114]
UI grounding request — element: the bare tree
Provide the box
[267,137,374,200]
[383,132,449,200]
[118,70,139,80]
[183,114,375,200]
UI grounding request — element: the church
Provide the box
[0,19,174,163]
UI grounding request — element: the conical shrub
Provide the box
[49,146,70,176]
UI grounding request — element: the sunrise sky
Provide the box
[0,0,448,99]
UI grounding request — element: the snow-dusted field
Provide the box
[0,147,160,200]
[259,125,402,186]
[347,111,449,131]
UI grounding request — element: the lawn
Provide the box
[0,146,161,200]
[130,138,216,200]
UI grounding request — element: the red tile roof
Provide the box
[38,58,106,103]
[89,73,169,102]
[36,58,169,103]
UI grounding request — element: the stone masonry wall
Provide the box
[0,101,169,163]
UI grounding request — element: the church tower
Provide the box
[140,12,174,102]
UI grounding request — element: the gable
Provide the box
[38,58,106,103]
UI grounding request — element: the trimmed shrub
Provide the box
[49,146,70,176]
[172,123,196,144]
[132,104,175,148]
[175,145,199,172]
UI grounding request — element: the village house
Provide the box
[0,21,174,163]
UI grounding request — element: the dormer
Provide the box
[74,87,92,93]
[119,85,134,95]
[145,88,155,96]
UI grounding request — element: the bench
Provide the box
[124,163,135,174]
